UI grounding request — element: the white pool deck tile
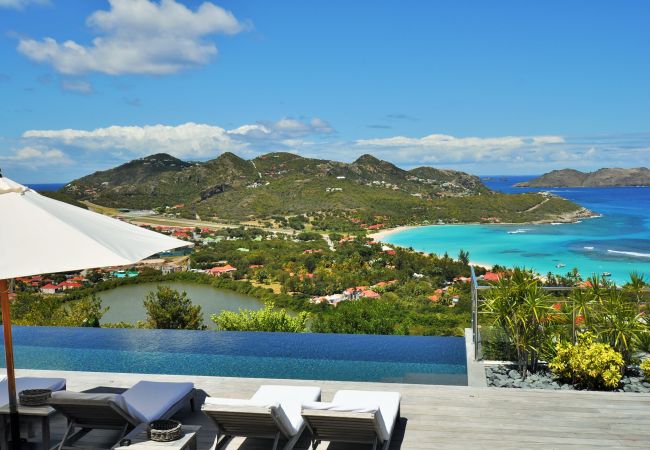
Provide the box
[8,368,650,449]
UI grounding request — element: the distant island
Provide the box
[515,168,650,188]
[56,152,592,228]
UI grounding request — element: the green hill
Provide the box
[60,152,591,226]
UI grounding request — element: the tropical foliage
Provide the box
[640,359,650,380]
[481,270,650,385]
[212,303,308,332]
[482,269,553,377]
[8,293,106,327]
[549,332,624,390]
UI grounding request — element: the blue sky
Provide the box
[0,0,649,182]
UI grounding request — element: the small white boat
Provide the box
[583,246,594,250]
[602,272,611,277]
[507,229,527,234]
[556,263,566,268]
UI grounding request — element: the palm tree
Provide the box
[482,268,553,377]
[623,271,647,303]
[592,285,645,365]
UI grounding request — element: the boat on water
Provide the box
[602,272,612,277]
[556,263,566,268]
[507,229,527,234]
[584,246,594,250]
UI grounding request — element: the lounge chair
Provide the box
[302,390,401,450]
[0,376,67,405]
[48,380,195,449]
[0,377,67,447]
[202,385,321,450]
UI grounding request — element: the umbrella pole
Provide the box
[0,279,20,450]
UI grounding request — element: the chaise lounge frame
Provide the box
[302,406,400,450]
[201,404,304,450]
[49,388,196,450]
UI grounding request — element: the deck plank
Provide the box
[12,368,650,449]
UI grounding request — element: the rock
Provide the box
[508,369,522,380]
[485,368,493,378]
[642,382,650,388]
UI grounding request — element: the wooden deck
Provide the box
[12,368,650,449]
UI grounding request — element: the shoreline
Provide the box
[369,226,494,270]
[367,213,600,243]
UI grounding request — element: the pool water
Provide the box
[2,326,467,385]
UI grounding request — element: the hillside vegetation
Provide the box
[61,152,590,227]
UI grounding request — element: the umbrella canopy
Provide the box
[0,176,190,279]
[0,175,191,449]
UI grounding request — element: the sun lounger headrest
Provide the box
[204,397,298,436]
[301,400,389,442]
[302,401,380,414]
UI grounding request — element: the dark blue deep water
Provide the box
[26,183,66,192]
[4,327,467,385]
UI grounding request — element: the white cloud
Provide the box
[60,79,93,94]
[229,118,333,140]
[22,118,333,159]
[357,133,564,149]
[352,133,572,167]
[0,0,48,9]
[0,147,71,167]
[16,120,650,176]
[17,0,245,75]
[24,123,243,158]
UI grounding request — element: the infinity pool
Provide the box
[2,326,467,385]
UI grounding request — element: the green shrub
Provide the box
[212,303,309,332]
[640,359,650,380]
[549,332,624,390]
[143,286,205,330]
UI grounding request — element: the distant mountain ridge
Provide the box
[63,151,488,211]
[516,168,650,188]
[61,151,589,225]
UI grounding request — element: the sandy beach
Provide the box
[368,225,421,242]
[369,225,495,270]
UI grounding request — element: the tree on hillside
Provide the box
[458,249,470,265]
[143,286,205,330]
[212,303,309,332]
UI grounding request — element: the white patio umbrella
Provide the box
[0,174,191,449]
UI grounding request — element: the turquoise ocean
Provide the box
[384,176,650,285]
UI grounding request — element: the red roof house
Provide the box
[483,272,502,282]
[361,289,380,299]
[208,265,237,276]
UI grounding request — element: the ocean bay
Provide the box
[383,176,650,284]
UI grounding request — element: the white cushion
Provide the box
[203,396,297,437]
[301,401,379,414]
[0,377,66,406]
[331,390,401,442]
[120,381,193,423]
[204,397,279,409]
[251,385,321,436]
